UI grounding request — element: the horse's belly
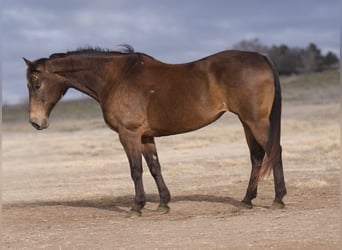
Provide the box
[146,99,226,136]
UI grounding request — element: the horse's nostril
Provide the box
[31,121,41,130]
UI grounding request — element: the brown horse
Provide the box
[23,45,286,216]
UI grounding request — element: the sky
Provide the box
[2,0,340,104]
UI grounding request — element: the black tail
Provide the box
[255,56,282,185]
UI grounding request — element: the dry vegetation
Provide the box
[2,70,340,249]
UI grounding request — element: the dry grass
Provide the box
[292,179,329,188]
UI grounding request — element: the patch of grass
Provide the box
[2,97,102,124]
[2,104,28,123]
[281,70,339,103]
[281,70,339,88]
[50,98,102,120]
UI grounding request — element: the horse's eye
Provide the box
[33,83,41,90]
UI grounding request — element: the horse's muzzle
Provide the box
[30,118,49,130]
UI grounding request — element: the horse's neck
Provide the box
[66,70,104,101]
[48,57,110,102]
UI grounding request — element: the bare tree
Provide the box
[300,43,323,72]
[232,38,269,53]
[268,45,302,74]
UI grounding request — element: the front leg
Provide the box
[119,130,145,217]
[142,136,171,213]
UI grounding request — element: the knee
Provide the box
[149,164,161,178]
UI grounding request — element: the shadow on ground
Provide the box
[3,194,242,212]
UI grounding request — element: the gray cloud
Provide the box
[2,0,339,104]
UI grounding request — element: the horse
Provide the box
[23,45,286,217]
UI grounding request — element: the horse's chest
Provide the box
[101,90,148,132]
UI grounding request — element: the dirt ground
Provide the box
[2,71,340,249]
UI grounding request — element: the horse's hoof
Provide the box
[126,209,142,218]
[239,201,253,209]
[271,200,285,209]
[156,204,170,214]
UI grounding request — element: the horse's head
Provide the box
[23,57,68,130]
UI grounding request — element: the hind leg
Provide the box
[240,122,265,209]
[242,119,287,209]
[271,146,287,209]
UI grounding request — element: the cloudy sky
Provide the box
[2,0,340,104]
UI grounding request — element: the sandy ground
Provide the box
[2,72,340,249]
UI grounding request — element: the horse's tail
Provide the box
[254,55,282,187]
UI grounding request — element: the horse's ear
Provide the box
[23,57,33,67]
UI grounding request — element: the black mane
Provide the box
[49,44,136,59]
[31,44,154,68]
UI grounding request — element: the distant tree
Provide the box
[231,39,339,74]
[232,38,269,53]
[278,44,289,55]
[300,43,323,72]
[300,50,317,72]
[321,51,339,69]
[268,45,302,75]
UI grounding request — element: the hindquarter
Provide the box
[208,51,275,122]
